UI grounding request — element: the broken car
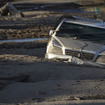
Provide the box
[45,16,105,67]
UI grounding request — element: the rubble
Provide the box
[0,3,24,17]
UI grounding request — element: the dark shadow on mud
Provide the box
[0,24,33,29]
[14,2,82,12]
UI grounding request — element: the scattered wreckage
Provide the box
[0,3,24,17]
[45,15,105,67]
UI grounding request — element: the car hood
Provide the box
[57,37,105,53]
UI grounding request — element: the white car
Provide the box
[45,16,105,67]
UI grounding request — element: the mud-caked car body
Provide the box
[45,16,105,66]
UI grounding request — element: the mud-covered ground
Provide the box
[1,41,105,105]
[0,0,105,105]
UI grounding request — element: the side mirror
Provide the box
[49,30,54,36]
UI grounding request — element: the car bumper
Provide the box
[45,53,72,59]
[45,53,105,68]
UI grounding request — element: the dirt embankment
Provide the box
[0,12,103,40]
[0,0,105,40]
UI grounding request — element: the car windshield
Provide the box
[56,22,105,44]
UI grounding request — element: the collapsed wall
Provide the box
[0,3,24,17]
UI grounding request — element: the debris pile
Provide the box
[0,3,24,17]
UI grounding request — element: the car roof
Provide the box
[65,16,105,29]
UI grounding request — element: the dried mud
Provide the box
[0,0,105,104]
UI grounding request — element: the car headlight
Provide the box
[96,55,105,64]
[48,38,63,55]
[52,38,62,48]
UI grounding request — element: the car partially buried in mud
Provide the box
[45,15,105,67]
